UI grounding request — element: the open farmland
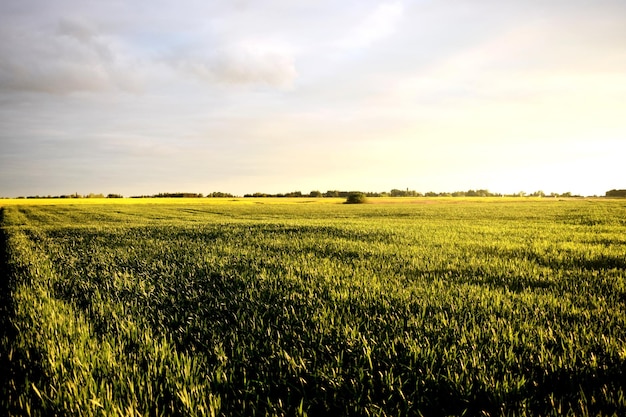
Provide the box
[1,198,625,416]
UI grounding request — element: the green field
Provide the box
[1,198,625,416]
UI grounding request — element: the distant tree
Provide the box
[107,193,123,198]
[208,192,234,198]
[309,190,322,197]
[345,192,368,204]
[325,190,351,197]
[154,192,203,198]
[606,189,626,197]
[388,188,419,197]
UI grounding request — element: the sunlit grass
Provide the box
[0,197,340,206]
[0,195,602,208]
[2,199,625,416]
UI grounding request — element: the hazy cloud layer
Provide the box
[167,40,297,87]
[337,1,404,48]
[1,0,625,196]
[0,15,140,94]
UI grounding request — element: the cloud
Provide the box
[338,1,404,48]
[370,6,626,112]
[0,16,142,94]
[169,40,297,88]
[56,16,97,43]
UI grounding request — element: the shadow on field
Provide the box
[0,208,18,408]
[526,361,626,415]
[0,209,35,413]
[0,209,15,329]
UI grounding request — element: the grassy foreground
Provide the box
[1,198,625,416]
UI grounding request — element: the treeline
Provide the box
[10,188,618,200]
[16,193,123,199]
[130,192,236,198]
[243,189,582,198]
[421,190,580,198]
[605,189,626,197]
[244,190,391,198]
[132,192,205,198]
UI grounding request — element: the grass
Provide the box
[0,197,345,207]
[1,198,625,416]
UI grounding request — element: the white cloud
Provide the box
[0,16,142,94]
[56,17,97,44]
[173,40,297,88]
[338,1,404,48]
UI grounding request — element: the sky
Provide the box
[1,0,625,197]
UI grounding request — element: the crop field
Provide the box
[1,198,625,416]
